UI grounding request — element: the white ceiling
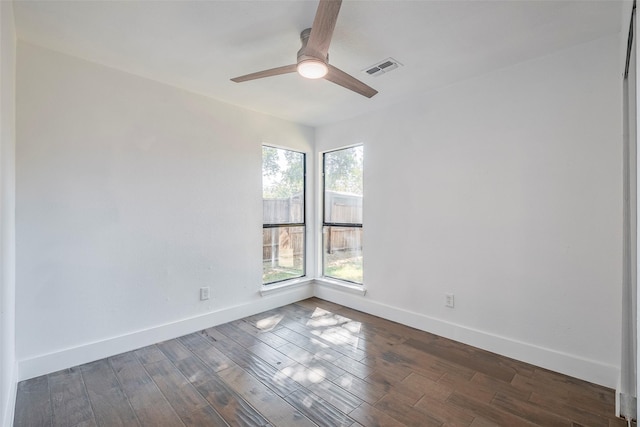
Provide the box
[13,0,624,127]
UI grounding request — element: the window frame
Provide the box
[321,145,363,285]
[262,145,307,286]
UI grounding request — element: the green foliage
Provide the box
[262,145,280,178]
[262,146,304,199]
[263,145,363,199]
[324,146,363,195]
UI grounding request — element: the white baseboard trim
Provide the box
[18,284,313,381]
[3,362,17,427]
[314,284,619,389]
[17,280,618,390]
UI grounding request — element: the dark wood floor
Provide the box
[14,297,629,427]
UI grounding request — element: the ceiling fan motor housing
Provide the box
[297,28,328,65]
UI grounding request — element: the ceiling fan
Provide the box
[230,0,378,98]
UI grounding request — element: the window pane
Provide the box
[263,146,304,224]
[324,146,363,224]
[263,226,305,284]
[323,226,362,284]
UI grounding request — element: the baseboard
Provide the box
[314,282,619,389]
[17,280,618,389]
[3,362,17,427]
[18,284,313,381]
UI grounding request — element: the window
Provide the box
[323,146,363,284]
[262,146,305,284]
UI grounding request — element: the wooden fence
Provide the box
[262,191,362,264]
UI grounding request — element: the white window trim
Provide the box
[259,277,314,296]
[317,144,364,286]
[314,278,367,296]
[261,144,308,287]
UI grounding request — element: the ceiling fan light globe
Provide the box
[297,60,328,79]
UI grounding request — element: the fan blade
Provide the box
[231,64,297,83]
[306,0,342,58]
[325,65,378,98]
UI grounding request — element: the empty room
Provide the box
[1,0,638,425]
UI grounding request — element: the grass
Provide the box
[262,251,363,284]
[324,252,363,283]
[262,261,303,284]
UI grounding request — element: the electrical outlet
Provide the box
[200,287,210,301]
[445,293,455,308]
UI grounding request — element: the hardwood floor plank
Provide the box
[279,342,347,380]
[367,345,445,383]
[195,375,270,426]
[333,373,388,405]
[80,360,139,427]
[172,353,260,426]
[173,355,221,388]
[469,417,501,427]
[272,326,310,348]
[274,326,346,362]
[491,392,572,426]
[241,308,285,330]
[374,393,442,427]
[246,341,296,369]
[401,372,453,401]
[307,378,364,413]
[233,319,289,348]
[470,372,531,402]
[414,394,474,426]
[282,316,368,361]
[331,355,372,380]
[216,322,263,348]
[446,391,536,426]
[348,402,405,427]
[361,353,415,382]
[219,364,316,427]
[14,376,52,427]
[142,359,209,418]
[366,371,423,404]
[511,370,616,415]
[178,333,234,373]
[278,361,335,387]
[285,388,355,427]
[132,345,166,365]
[48,368,96,427]
[527,392,611,427]
[179,405,230,426]
[109,353,184,427]
[156,339,192,363]
[438,372,495,403]
[203,329,303,397]
[405,337,517,383]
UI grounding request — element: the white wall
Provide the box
[13,28,624,391]
[315,34,623,388]
[16,42,315,379]
[0,1,17,425]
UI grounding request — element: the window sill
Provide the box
[260,278,314,296]
[314,278,367,296]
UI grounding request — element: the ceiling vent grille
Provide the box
[363,58,403,77]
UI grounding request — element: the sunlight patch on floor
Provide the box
[256,314,283,331]
[280,364,326,384]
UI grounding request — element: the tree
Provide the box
[324,146,363,195]
[262,146,304,199]
[262,145,363,198]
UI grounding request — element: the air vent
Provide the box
[363,57,403,77]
